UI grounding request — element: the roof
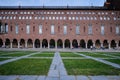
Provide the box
[0,6,108,10]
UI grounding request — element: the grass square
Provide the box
[31,52,54,57]
[63,59,120,75]
[60,52,83,57]
[79,52,113,58]
[0,59,52,75]
[0,51,36,57]
[104,59,120,65]
[0,58,10,61]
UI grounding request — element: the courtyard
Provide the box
[0,49,120,80]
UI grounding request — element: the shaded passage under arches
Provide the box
[111,40,116,49]
[80,39,85,48]
[103,40,108,49]
[50,39,55,48]
[42,39,48,48]
[87,40,93,48]
[27,39,33,48]
[57,39,63,48]
[0,39,3,47]
[12,39,18,48]
[65,39,70,48]
[5,38,10,48]
[20,39,25,48]
[95,40,101,48]
[35,39,40,48]
[72,39,78,48]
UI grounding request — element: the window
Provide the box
[5,24,8,33]
[64,25,67,34]
[88,24,92,34]
[101,25,104,35]
[15,24,18,34]
[39,25,42,34]
[51,25,54,34]
[116,26,119,34]
[76,25,80,34]
[26,24,30,34]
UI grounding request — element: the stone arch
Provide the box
[111,40,116,49]
[20,39,25,48]
[65,39,70,48]
[95,39,101,48]
[57,39,63,48]
[12,39,18,48]
[72,39,78,48]
[27,39,33,48]
[103,40,108,49]
[5,38,10,48]
[80,39,85,48]
[50,39,55,48]
[87,39,93,48]
[42,39,48,48]
[35,39,40,48]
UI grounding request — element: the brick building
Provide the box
[0,6,120,49]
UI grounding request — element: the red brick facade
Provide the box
[0,7,120,49]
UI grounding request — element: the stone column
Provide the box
[10,42,12,48]
[86,43,87,49]
[63,42,65,49]
[33,42,35,48]
[18,41,20,48]
[116,42,118,49]
[3,42,5,47]
[93,42,95,47]
[25,41,27,48]
[70,41,72,49]
[48,41,50,49]
[108,43,111,49]
[55,41,57,49]
[101,43,103,47]
[40,41,42,48]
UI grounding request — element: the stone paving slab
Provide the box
[46,77,59,80]
[19,75,38,80]
[89,76,109,80]
[107,76,120,80]
[60,75,76,80]
[0,75,19,80]
[37,76,46,80]
[76,76,89,80]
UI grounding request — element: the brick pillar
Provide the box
[70,41,72,49]
[48,41,49,49]
[55,41,57,49]
[40,40,42,48]
[63,42,65,49]
[86,43,87,49]
[108,43,111,49]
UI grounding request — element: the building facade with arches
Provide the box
[0,6,120,49]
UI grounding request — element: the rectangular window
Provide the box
[15,24,18,34]
[76,25,80,34]
[26,24,30,34]
[5,24,8,33]
[88,24,92,34]
[39,25,42,34]
[51,25,54,34]
[64,25,67,34]
[101,25,104,35]
[116,26,119,34]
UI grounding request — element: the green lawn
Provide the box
[79,52,113,58]
[0,59,52,75]
[31,52,54,57]
[105,59,120,65]
[0,51,20,55]
[97,52,120,57]
[63,59,120,75]
[60,52,83,57]
[0,58,10,61]
[0,51,36,57]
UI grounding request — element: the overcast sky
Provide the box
[0,0,106,6]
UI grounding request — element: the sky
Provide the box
[0,0,106,6]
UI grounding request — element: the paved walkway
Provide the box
[48,51,67,77]
[74,52,120,69]
[0,51,120,80]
